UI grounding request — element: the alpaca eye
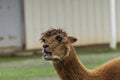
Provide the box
[56,36,63,42]
[42,39,45,42]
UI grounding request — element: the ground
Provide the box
[0,49,120,80]
[8,77,57,80]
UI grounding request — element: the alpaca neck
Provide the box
[52,46,90,80]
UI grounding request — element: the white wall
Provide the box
[116,0,120,42]
[0,0,23,48]
[24,0,117,50]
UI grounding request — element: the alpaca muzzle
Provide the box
[42,48,52,60]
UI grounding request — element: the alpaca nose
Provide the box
[43,45,49,48]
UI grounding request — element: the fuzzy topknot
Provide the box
[41,28,67,38]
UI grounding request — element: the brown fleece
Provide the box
[41,28,120,80]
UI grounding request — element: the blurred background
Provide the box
[0,0,120,80]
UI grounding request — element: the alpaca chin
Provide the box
[52,55,61,60]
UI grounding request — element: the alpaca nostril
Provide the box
[43,45,49,48]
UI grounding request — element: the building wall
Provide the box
[116,0,120,42]
[0,0,23,49]
[24,0,119,50]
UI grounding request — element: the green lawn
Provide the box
[0,49,120,80]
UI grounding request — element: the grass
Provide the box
[0,56,56,80]
[0,56,38,62]
[0,48,120,80]
[76,46,120,54]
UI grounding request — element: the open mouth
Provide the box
[43,51,52,60]
[44,55,51,60]
[42,48,52,60]
[42,49,61,61]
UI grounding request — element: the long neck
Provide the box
[52,45,90,80]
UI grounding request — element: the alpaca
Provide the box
[41,28,120,80]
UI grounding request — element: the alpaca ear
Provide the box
[68,36,77,43]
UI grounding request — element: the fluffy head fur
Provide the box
[41,28,77,61]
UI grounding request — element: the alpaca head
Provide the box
[40,28,77,61]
